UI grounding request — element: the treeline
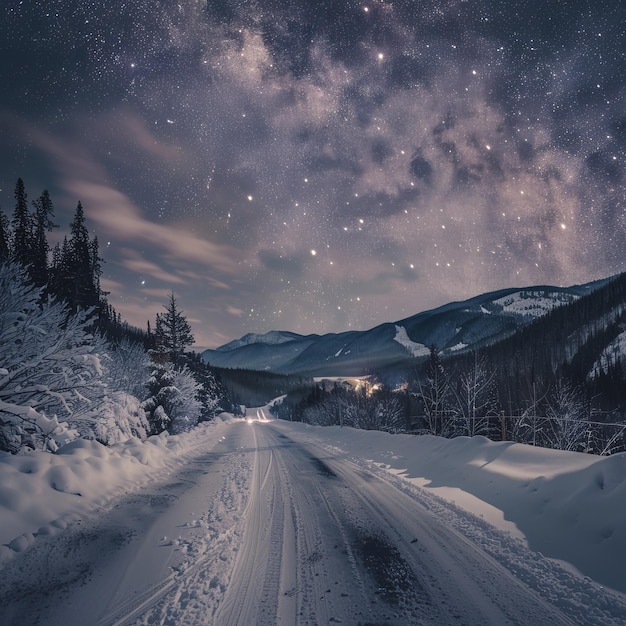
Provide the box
[0,177,149,343]
[210,367,313,411]
[0,178,232,453]
[270,380,410,433]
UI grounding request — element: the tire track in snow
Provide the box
[213,423,283,625]
[312,439,626,626]
[266,427,384,625]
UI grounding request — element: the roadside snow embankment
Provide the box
[278,422,626,595]
[0,414,234,564]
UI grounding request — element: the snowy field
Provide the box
[1,412,626,625]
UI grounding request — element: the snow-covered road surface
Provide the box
[2,414,626,625]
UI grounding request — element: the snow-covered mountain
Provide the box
[216,330,307,352]
[203,278,608,376]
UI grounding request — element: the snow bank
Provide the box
[277,422,626,594]
[0,418,234,565]
[3,413,626,596]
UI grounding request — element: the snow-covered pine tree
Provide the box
[183,352,226,422]
[141,358,176,435]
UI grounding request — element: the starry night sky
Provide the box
[1,1,625,348]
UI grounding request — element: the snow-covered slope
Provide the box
[393,324,430,357]
[492,289,579,318]
[0,417,232,559]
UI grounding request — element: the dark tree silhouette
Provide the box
[11,178,31,268]
[155,292,195,364]
[30,189,57,288]
[0,205,9,263]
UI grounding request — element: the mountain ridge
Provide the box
[202,276,613,376]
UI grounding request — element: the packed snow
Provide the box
[1,411,626,625]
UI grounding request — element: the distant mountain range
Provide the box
[203,277,611,376]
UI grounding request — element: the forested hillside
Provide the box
[274,274,626,455]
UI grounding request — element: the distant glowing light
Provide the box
[378,53,384,60]
[247,195,253,201]
[311,249,317,256]
[560,223,567,230]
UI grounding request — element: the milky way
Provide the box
[1,0,624,348]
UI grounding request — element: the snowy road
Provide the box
[2,414,626,625]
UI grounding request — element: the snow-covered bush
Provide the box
[103,337,149,399]
[0,263,106,453]
[169,367,203,434]
[141,359,203,435]
[91,392,149,444]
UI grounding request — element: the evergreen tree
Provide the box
[30,189,57,288]
[141,357,175,435]
[155,292,194,363]
[90,235,103,302]
[0,205,9,263]
[67,201,99,309]
[11,178,32,268]
[49,237,72,303]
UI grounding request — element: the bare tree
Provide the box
[415,345,455,436]
[450,351,499,437]
[510,380,551,447]
[544,377,589,452]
